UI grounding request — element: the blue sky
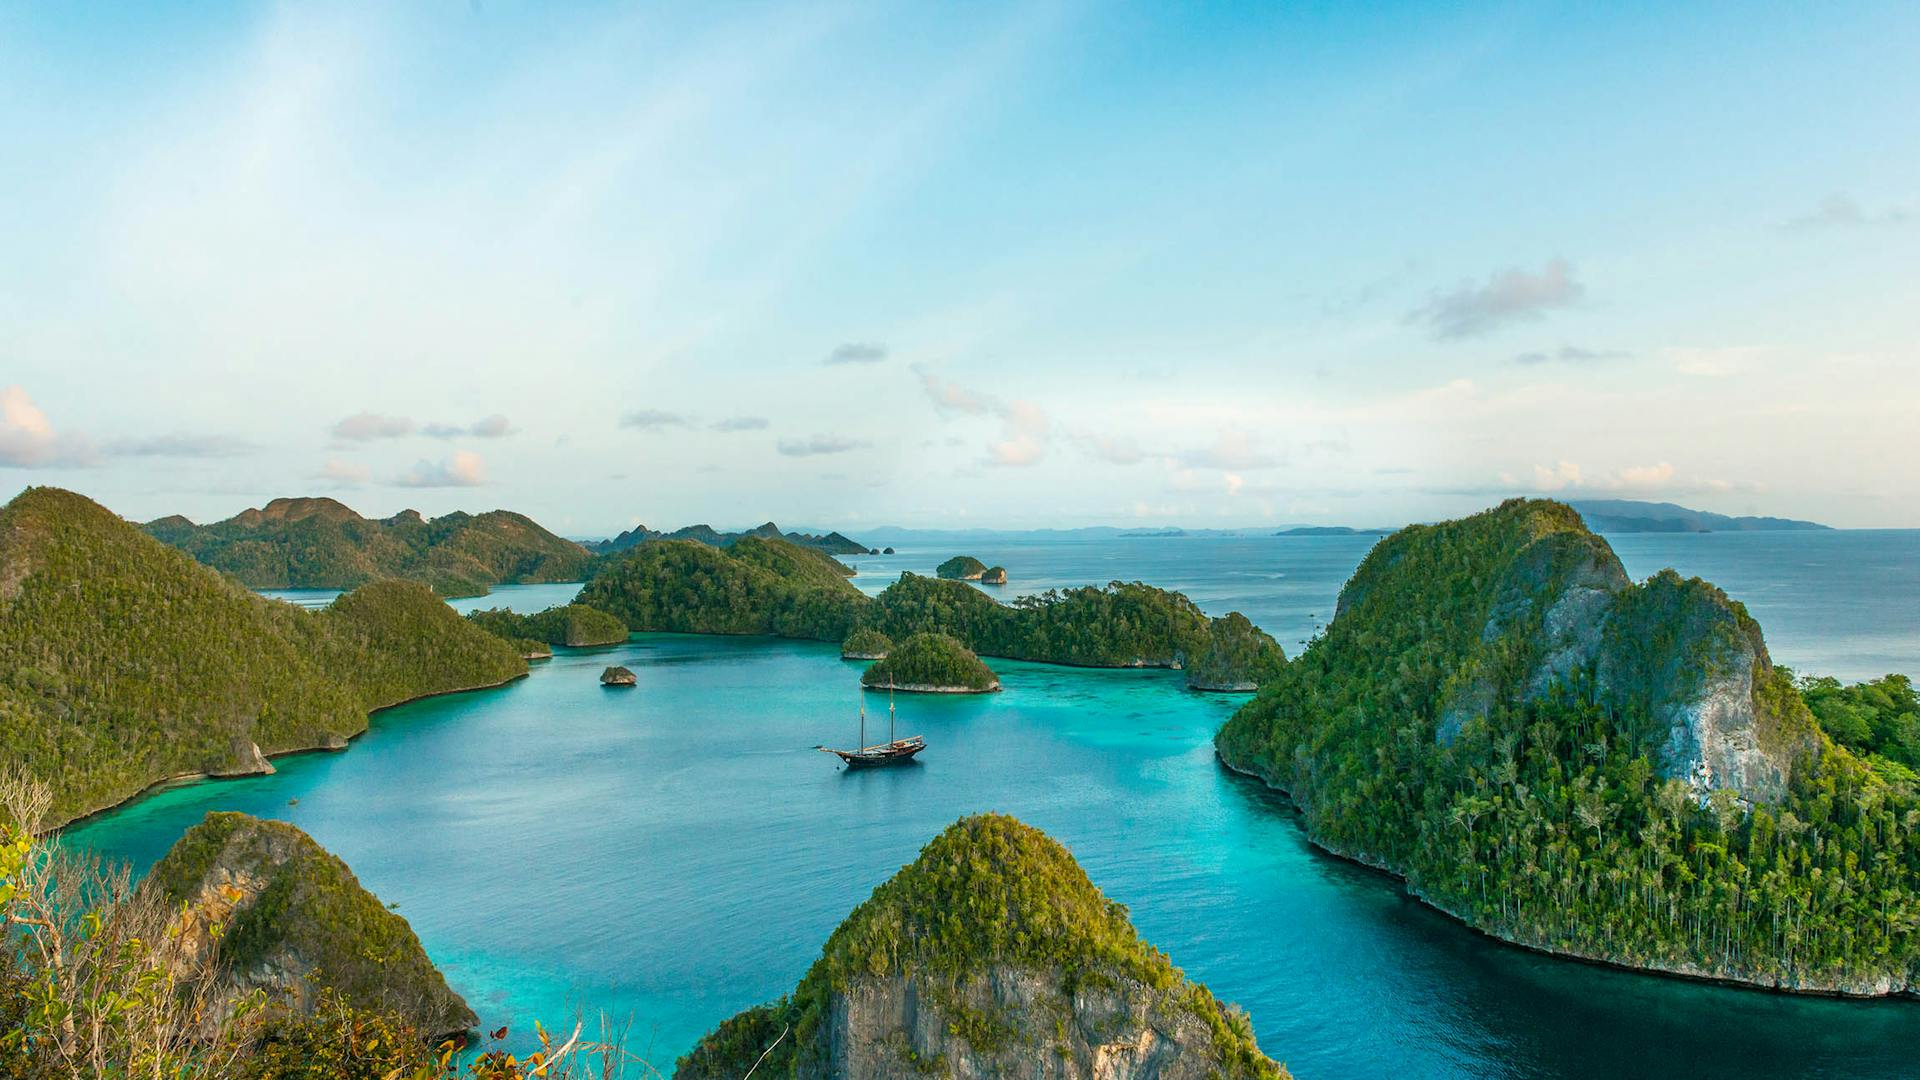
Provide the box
[2,1,1916,532]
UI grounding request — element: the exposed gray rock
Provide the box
[823,969,1258,1080]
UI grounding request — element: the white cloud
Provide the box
[825,342,888,365]
[394,450,487,487]
[777,434,868,457]
[1513,345,1631,366]
[915,367,993,416]
[1664,346,1770,378]
[103,433,256,458]
[331,412,416,441]
[317,458,370,486]
[711,416,769,432]
[914,367,1053,468]
[621,409,691,430]
[986,400,1049,467]
[1409,259,1584,340]
[1178,431,1278,471]
[0,386,98,468]
[1786,193,1908,231]
[426,415,514,439]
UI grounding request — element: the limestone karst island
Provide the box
[4,5,1917,1079]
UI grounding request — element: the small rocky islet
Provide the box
[859,631,1001,693]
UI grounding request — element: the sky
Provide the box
[2,1,1917,534]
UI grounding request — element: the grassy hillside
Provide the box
[0,487,525,826]
[145,496,594,598]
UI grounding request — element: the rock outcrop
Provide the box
[601,665,637,687]
[1184,613,1286,693]
[980,565,1009,585]
[674,815,1286,1079]
[142,812,475,1042]
[936,555,990,581]
[1410,501,1809,803]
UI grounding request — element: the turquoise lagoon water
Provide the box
[66,530,1920,1078]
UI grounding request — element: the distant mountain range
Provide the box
[1568,499,1830,534]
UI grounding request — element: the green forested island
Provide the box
[860,631,1000,692]
[146,496,595,599]
[576,539,1285,689]
[0,487,527,827]
[840,626,893,659]
[591,520,872,557]
[935,554,989,580]
[1217,497,1920,994]
[674,814,1286,1078]
[466,603,629,648]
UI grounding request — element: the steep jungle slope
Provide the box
[1216,498,1918,994]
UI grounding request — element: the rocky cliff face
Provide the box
[674,815,1284,1079]
[142,812,476,1042]
[818,969,1261,1079]
[1420,503,1812,803]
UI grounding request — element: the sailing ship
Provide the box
[819,693,924,767]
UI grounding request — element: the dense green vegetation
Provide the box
[591,520,871,557]
[145,812,475,1039]
[870,574,1286,676]
[860,632,999,691]
[577,538,1284,686]
[147,496,594,598]
[840,627,892,659]
[0,488,525,826]
[1801,673,1920,777]
[675,815,1284,1078]
[1217,498,1920,992]
[575,537,866,640]
[935,555,988,580]
[466,603,628,647]
[1186,612,1290,691]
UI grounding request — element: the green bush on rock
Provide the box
[860,632,999,692]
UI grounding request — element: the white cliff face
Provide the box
[1425,528,1809,805]
[1654,655,1787,802]
[824,968,1250,1080]
[1593,572,1813,805]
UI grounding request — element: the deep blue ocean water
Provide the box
[67,529,1920,1078]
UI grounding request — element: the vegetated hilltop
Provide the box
[1569,498,1829,534]
[577,539,1285,690]
[591,520,873,557]
[575,537,869,640]
[143,812,476,1041]
[860,631,1000,692]
[0,487,526,827]
[674,814,1287,1079]
[1216,497,1920,994]
[936,555,989,580]
[467,603,629,647]
[146,495,595,598]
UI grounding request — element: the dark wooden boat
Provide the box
[820,695,924,767]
